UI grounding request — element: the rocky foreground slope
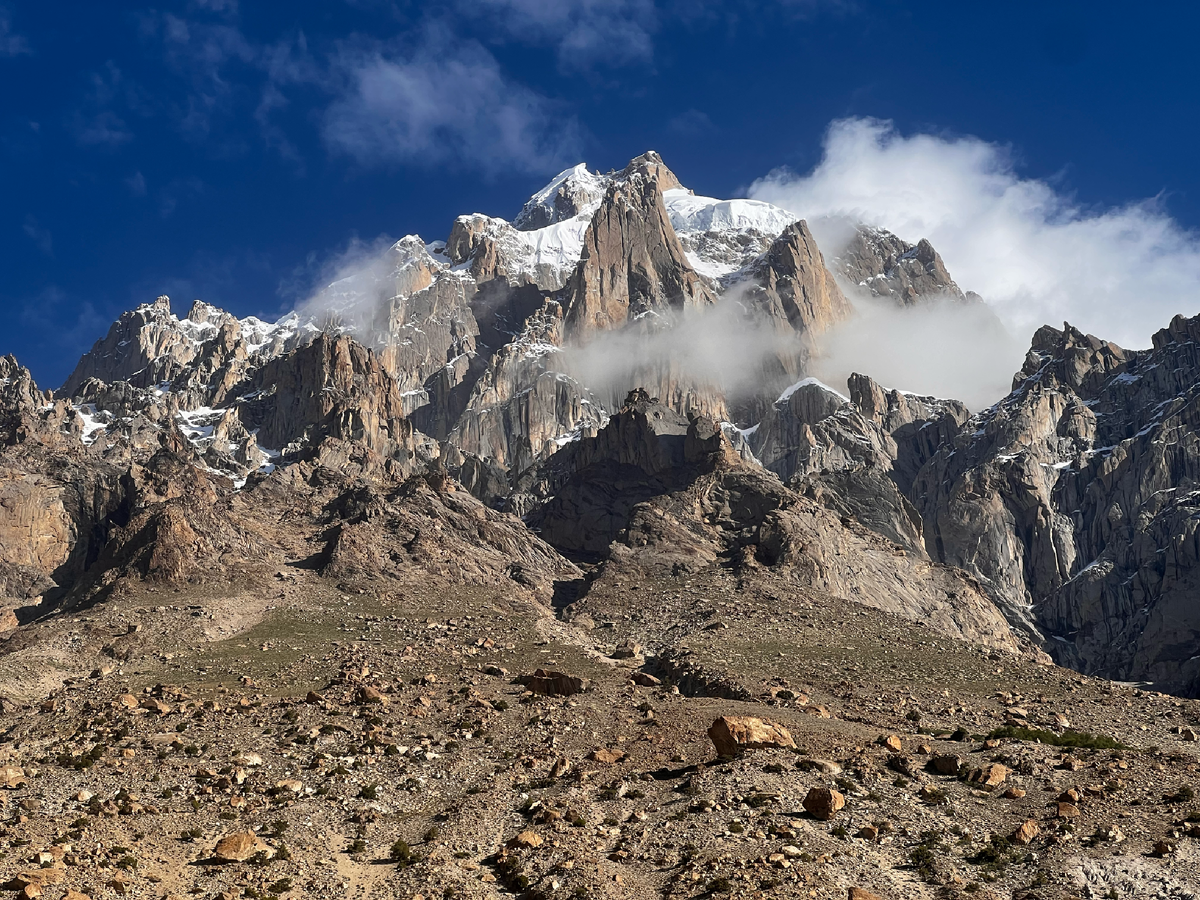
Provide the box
[2,151,1200,898]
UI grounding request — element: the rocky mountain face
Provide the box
[6,151,1200,899]
[910,316,1200,692]
[7,148,1200,708]
[531,390,1018,653]
[830,225,973,304]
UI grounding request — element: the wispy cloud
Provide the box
[666,108,714,135]
[463,0,657,72]
[137,7,316,157]
[22,216,52,256]
[157,176,205,218]
[322,33,580,174]
[67,62,142,147]
[0,6,30,58]
[125,171,147,196]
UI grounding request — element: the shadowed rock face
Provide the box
[526,389,1018,653]
[907,315,1200,692]
[746,222,853,338]
[241,334,414,465]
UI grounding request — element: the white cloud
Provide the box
[749,117,1200,356]
[807,294,1022,412]
[323,37,579,175]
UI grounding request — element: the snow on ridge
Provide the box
[663,189,795,238]
[777,377,850,405]
[514,163,608,230]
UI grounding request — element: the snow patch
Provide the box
[663,189,795,238]
[777,377,850,405]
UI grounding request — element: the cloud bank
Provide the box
[749,117,1200,354]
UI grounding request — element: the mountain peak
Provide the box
[618,150,683,192]
[513,163,608,231]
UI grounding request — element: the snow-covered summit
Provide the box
[661,189,798,282]
[663,189,795,238]
[513,163,609,232]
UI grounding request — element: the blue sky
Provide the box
[3,0,1199,388]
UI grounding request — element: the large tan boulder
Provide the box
[213,831,263,862]
[707,716,796,757]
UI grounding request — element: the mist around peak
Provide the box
[750,117,1200,400]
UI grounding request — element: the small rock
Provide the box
[1153,840,1176,857]
[1057,802,1081,819]
[518,669,586,697]
[968,763,1009,787]
[802,787,845,821]
[931,755,961,776]
[848,888,884,900]
[631,672,661,687]
[509,830,543,849]
[588,748,624,765]
[1011,819,1040,845]
[1003,787,1027,799]
[357,685,387,704]
[880,734,903,752]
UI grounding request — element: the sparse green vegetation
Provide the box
[987,725,1129,750]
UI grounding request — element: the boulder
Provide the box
[707,716,796,757]
[518,669,587,696]
[803,787,845,821]
[1011,819,1040,845]
[968,763,1009,787]
[213,831,262,862]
